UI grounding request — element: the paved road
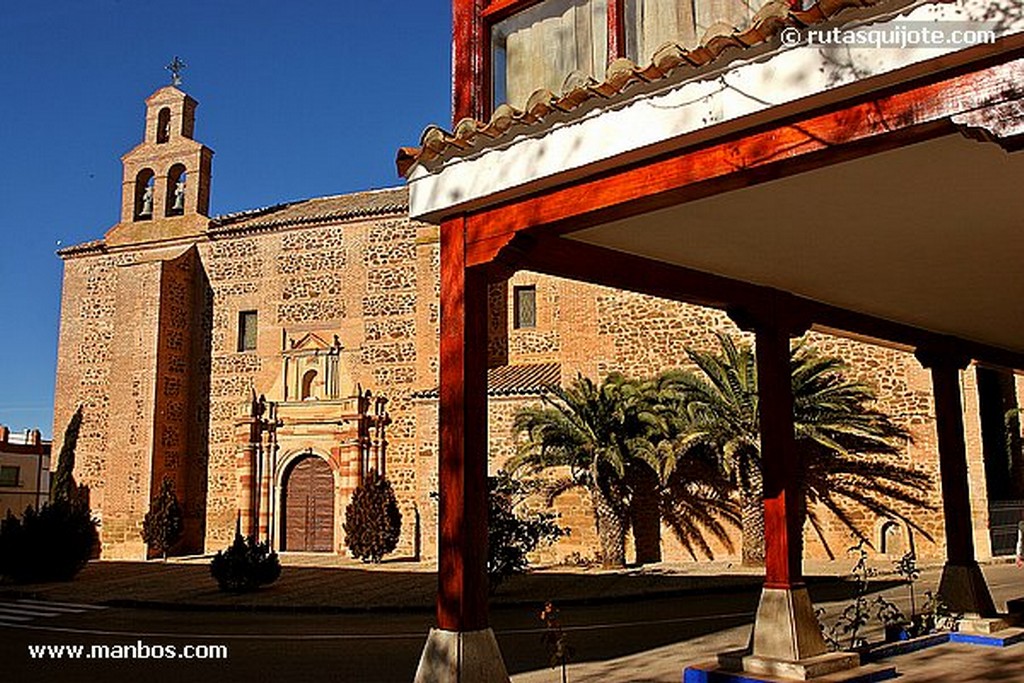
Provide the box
[2,563,1022,682]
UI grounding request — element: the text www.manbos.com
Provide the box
[28,641,228,660]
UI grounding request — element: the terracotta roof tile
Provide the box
[209,186,408,235]
[398,0,885,175]
[57,239,106,257]
[59,187,410,255]
[412,362,561,399]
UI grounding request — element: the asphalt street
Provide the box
[2,563,1022,683]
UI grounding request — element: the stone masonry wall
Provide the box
[56,207,997,566]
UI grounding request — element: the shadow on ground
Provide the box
[2,560,907,677]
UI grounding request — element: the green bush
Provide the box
[210,529,281,593]
[0,499,99,583]
[488,471,567,592]
[344,470,402,562]
[141,477,184,559]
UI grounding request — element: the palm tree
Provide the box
[510,372,740,566]
[509,373,649,567]
[657,333,933,565]
[633,374,742,561]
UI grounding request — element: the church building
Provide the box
[52,78,1019,573]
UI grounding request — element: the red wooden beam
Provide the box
[491,235,1024,371]
[463,56,1024,245]
[437,216,490,632]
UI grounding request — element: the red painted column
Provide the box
[926,353,976,564]
[607,0,626,61]
[437,216,490,632]
[730,304,834,668]
[453,0,487,123]
[915,347,997,616]
[755,323,803,589]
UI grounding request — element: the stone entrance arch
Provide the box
[281,453,334,552]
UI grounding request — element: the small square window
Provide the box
[238,311,258,352]
[513,286,537,329]
[0,466,19,487]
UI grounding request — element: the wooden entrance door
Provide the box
[283,455,334,552]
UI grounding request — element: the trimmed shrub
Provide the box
[0,499,99,583]
[487,471,567,592]
[210,528,281,593]
[343,470,402,562]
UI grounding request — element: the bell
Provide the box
[172,179,186,211]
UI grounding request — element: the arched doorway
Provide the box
[281,454,334,552]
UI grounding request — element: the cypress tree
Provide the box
[343,470,402,562]
[141,477,184,559]
[51,405,83,504]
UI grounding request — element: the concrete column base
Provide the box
[937,562,996,616]
[687,658,894,683]
[413,627,510,683]
[751,586,830,661]
[740,651,862,680]
[958,615,1017,634]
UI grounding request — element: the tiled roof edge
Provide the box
[57,239,106,257]
[410,385,557,400]
[207,202,409,238]
[400,0,887,175]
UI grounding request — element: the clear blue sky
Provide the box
[0,1,452,437]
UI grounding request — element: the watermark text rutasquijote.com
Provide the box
[27,640,228,660]
[781,21,999,50]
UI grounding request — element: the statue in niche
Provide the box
[140,185,154,217]
[172,177,186,212]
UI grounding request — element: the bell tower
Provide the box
[107,81,214,246]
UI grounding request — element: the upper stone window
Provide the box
[133,169,155,221]
[165,164,187,216]
[513,285,537,329]
[301,369,319,400]
[238,311,258,352]
[156,107,171,144]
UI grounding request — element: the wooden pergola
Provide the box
[408,3,1024,680]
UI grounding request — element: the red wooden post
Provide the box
[729,306,839,671]
[755,323,803,589]
[453,0,487,123]
[437,215,490,632]
[414,217,509,683]
[926,352,976,564]
[607,0,626,61]
[916,347,997,616]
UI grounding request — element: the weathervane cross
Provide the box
[166,56,187,86]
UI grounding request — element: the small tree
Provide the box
[344,470,402,562]
[488,471,566,592]
[141,477,184,559]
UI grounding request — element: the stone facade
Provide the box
[52,86,1021,565]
